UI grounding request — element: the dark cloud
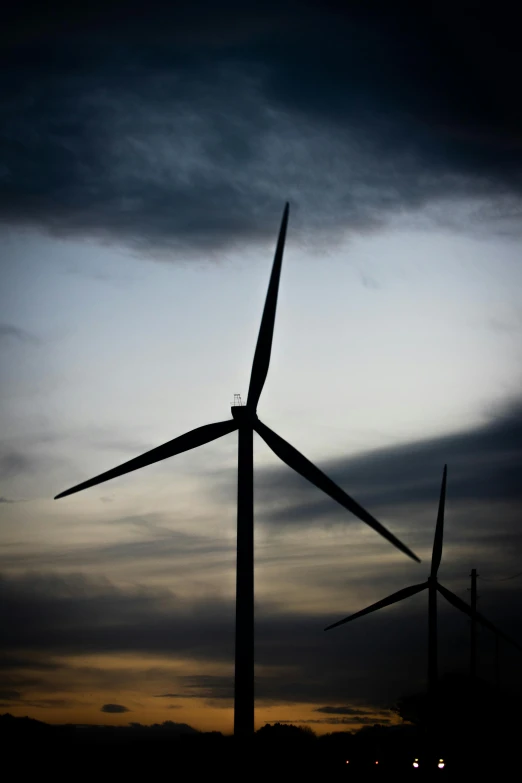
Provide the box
[1,1,521,255]
[0,324,38,344]
[0,450,35,480]
[320,717,391,726]
[0,572,235,662]
[1,570,521,711]
[101,703,130,713]
[0,655,64,672]
[0,523,234,573]
[0,690,21,701]
[251,401,522,529]
[178,675,234,703]
[314,706,375,716]
[25,698,77,709]
[280,716,391,725]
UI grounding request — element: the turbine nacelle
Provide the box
[231,405,258,424]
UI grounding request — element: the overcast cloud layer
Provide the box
[1,1,522,254]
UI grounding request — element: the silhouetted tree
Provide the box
[393,670,522,751]
[256,722,316,741]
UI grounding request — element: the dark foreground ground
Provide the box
[2,714,517,780]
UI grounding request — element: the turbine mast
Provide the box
[232,401,255,736]
[470,568,478,681]
[428,576,438,697]
[428,465,446,702]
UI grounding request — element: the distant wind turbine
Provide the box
[325,465,522,697]
[55,203,419,736]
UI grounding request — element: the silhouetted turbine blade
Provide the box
[55,419,238,499]
[324,581,428,631]
[437,583,522,653]
[431,464,447,577]
[247,203,289,411]
[255,419,420,563]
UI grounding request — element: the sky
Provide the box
[1,0,522,735]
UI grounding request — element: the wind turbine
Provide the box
[54,202,420,737]
[325,465,522,698]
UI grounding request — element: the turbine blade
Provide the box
[431,464,447,577]
[255,419,420,563]
[247,203,289,410]
[437,583,522,653]
[325,581,428,631]
[55,419,238,499]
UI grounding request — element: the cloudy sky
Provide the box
[1,1,521,734]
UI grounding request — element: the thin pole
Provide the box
[234,419,254,736]
[470,568,477,681]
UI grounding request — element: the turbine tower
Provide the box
[55,203,420,737]
[325,465,522,697]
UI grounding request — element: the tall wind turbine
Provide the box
[325,464,522,697]
[55,203,419,737]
